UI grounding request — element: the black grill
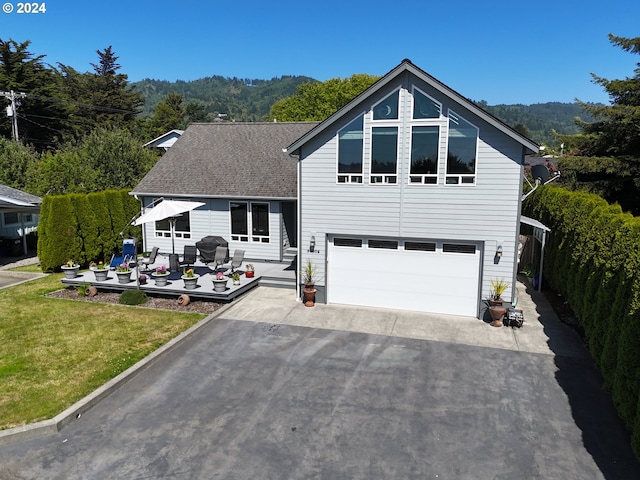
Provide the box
[195,236,229,263]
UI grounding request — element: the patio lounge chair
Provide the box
[110,238,136,269]
[140,246,159,272]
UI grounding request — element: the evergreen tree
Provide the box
[577,35,640,156]
[60,46,144,136]
[563,34,640,215]
[0,38,71,149]
[145,92,186,139]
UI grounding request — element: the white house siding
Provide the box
[298,74,525,313]
[140,197,284,262]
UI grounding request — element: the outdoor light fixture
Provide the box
[310,235,316,252]
[496,244,503,258]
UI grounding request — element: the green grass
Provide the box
[0,269,205,430]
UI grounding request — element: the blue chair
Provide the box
[110,238,137,269]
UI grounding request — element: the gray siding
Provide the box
[140,197,284,262]
[299,74,525,303]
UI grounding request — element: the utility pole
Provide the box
[1,90,27,141]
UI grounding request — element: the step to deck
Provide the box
[260,276,296,289]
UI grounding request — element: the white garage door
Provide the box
[327,236,481,317]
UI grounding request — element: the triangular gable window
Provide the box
[413,89,441,119]
[373,90,399,120]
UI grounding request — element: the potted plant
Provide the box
[301,259,317,307]
[245,264,255,278]
[489,278,509,304]
[61,260,80,279]
[93,260,109,282]
[152,265,169,286]
[521,264,540,290]
[488,278,509,327]
[138,274,148,285]
[212,271,228,292]
[181,268,200,290]
[232,272,241,285]
[115,262,132,284]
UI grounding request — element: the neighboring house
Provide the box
[143,129,184,151]
[0,184,41,256]
[285,59,539,317]
[131,122,318,262]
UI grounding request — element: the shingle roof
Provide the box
[0,184,42,209]
[132,122,318,199]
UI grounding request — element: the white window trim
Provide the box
[336,112,365,185]
[445,109,479,186]
[229,201,271,243]
[369,89,403,185]
[369,124,399,184]
[408,124,441,186]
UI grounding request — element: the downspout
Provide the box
[538,229,546,292]
[285,147,302,302]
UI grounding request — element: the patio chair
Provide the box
[208,246,228,272]
[179,245,197,268]
[223,249,245,273]
[140,246,159,272]
[110,238,137,269]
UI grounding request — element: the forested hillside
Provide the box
[479,101,595,144]
[134,76,596,145]
[133,75,314,122]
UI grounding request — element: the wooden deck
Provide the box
[60,256,297,303]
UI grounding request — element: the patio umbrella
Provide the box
[134,199,205,254]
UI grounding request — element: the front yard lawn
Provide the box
[0,269,205,430]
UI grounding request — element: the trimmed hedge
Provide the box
[524,185,640,458]
[37,190,140,272]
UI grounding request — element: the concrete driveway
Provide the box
[0,285,638,479]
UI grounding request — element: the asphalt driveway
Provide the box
[0,287,638,479]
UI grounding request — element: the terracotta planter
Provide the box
[489,304,506,327]
[303,286,316,307]
[177,294,190,306]
[86,286,98,297]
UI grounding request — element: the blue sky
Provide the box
[1,0,638,105]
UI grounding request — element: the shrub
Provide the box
[525,185,640,460]
[119,289,148,306]
[37,190,140,271]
